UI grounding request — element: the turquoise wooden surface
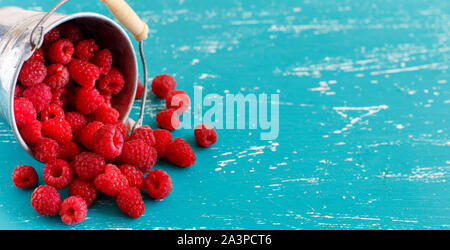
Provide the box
[0,0,449,229]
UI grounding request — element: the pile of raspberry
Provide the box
[12,22,218,225]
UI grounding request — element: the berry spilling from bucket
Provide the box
[12,22,217,225]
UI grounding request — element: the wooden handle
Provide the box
[100,0,148,41]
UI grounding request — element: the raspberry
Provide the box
[92,124,124,159]
[74,39,98,61]
[166,90,190,114]
[69,178,98,206]
[65,112,87,135]
[19,120,42,146]
[43,27,60,45]
[194,123,218,147]
[60,23,83,44]
[44,64,70,89]
[91,49,113,75]
[156,109,180,130]
[47,39,74,64]
[97,67,125,94]
[78,121,104,149]
[151,74,176,98]
[135,80,144,98]
[165,138,196,167]
[93,104,119,124]
[22,83,52,112]
[14,97,36,128]
[94,164,128,197]
[128,125,155,146]
[115,121,129,140]
[71,152,106,181]
[51,87,67,107]
[14,84,23,98]
[18,60,47,87]
[144,169,173,200]
[42,118,73,143]
[43,159,73,189]
[75,87,104,114]
[153,129,172,159]
[68,59,100,87]
[119,164,145,190]
[28,48,45,62]
[59,196,88,225]
[116,187,145,218]
[58,141,80,162]
[102,92,112,106]
[12,165,38,189]
[34,138,59,163]
[120,139,157,173]
[41,104,65,121]
[31,185,61,216]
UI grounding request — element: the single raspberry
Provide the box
[12,165,38,189]
[41,104,65,121]
[18,60,47,87]
[93,104,119,124]
[78,121,104,149]
[65,112,87,135]
[22,83,52,112]
[44,64,70,89]
[71,152,106,181]
[75,87,104,114]
[31,185,61,216]
[68,59,100,87]
[94,164,128,197]
[153,129,172,159]
[165,138,196,167]
[151,74,176,98]
[120,139,157,173]
[74,39,98,61]
[194,123,217,147]
[156,109,180,130]
[59,196,87,225]
[43,159,73,189]
[119,164,145,190]
[144,169,173,200]
[59,23,83,44]
[47,39,74,64]
[116,187,145,218]
[51,87,67,107]
[128,125,155,146]
[58,141,80,161]
[19,120,42,146]
[34,138,59,163]
[42,118,73,143]
[28,48,45,62]
[166,90,190,114]
[97,67,125,94]
[135,80,144,98]
[14,97,36,128]
[14,84,23,98]
[115,121,129,141]
[69,178,98,206]
[92,124,124,159]
[43,27,60,45]
[91,49,113,75]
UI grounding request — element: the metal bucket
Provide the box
[0,6,138,157]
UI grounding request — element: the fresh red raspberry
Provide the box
[34,138,59,163]
[119,164,145,190]
[144,169,173,200]
[43,159,73,189]
[47,39,74,64]
[128,125,155,146]
[78,121,104,149]
[156,108,180,130]
[59,196,88,225]
[69,178,98,206]
[14,84,23,98]
[58,141,80,162]
[120,139,157,173]
[75,87,104,114]
[71,152,106,181]
[166,90,190,114]
[102,92,112,106]
[31,185,61,216]
[92,124,124,159]
[68,59,100,87]
[42,118,73,143]
[43,27,60,45]
[74,39,98,61]
[93,104,119,124]
[44,64,70,89]
[51,87,67,107]
[115,121,129,140]
[22,83,52,112]
[97,67,125,94]
[65,112,87,135]
[116,187,145,218]
[135,80,144,98]
[94,164,128,197]
[91,49,113,75]
[28,48,45,62]
[165,138,196,167]
[12,165,38,189]
[19,120,42,146]
[59,23,83,45]
[14,97,36,128]
[194,123,217,147]
[151,74,176,98]
[41,104,65,121]
[153,129,172,159]
[18,60,47,87]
